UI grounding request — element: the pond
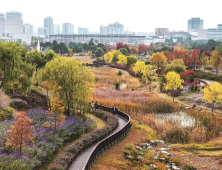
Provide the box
[152,112,196,127]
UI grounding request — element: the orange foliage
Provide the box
[191,49,199,65]
[175,49,181,59]
[169,52,175,62]
[130,47,138,54]
[46,92,65,132]
[182,50,190,66]
[6,111,34,154]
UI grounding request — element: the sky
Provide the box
[0,0,221,33]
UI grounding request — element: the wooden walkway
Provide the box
[69,117,127,170]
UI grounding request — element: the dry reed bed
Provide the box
[92,67,140,89]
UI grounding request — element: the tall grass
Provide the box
[92,87,179,115]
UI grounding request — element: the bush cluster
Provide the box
[0,107,13,121]
[195,70,222,82]
[48,109,118,170]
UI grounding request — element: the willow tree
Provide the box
[38,57,94,115]
[0,42,34,93]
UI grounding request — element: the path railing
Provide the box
[83,104,131,170]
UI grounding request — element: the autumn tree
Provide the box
[175,49,181,59]
[200,53,209,72]
[210,50,222,75]
[203,82,222,113]
[162,51,170,61]
[45,92,65,132]
[130,47,138,54]
[142,65,156,91]
[183,42,190,50]
[0,42,34,93]
[132,61,146,77]
[182,50,190,66]
[104,51,114,63]
[190,50,199,69]
[168,52,175,62]
[165,71,184,102]
[164,59,186,74]
[150,52,167,73]
[6,111,34,154]
[117,54,127,66]
[38,57,94,115]
[116,42,125,50]
[111,50,122,63]
[138,44,149,54]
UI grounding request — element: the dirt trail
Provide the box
[0,89,19,116]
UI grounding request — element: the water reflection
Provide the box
[152,112,196,127]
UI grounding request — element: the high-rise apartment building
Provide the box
[155,28,169,36]
[23,23,33,35]
[187,18,203,31]
[54,24,60,34]
[100,22,124,34]
[6,11,22,20]
[38,28,48,36]
[0,13,5,20]
[62,23,74,34]
[78,27,89,34]
[44,17,54,35]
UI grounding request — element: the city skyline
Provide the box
[1,0,222,33]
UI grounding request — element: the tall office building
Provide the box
[78,27,89,34]
[6,11,22,20]
[62,23,74,34]
[44,17,54,35]
[187,18,203,31]
[54,24,60,34]
[0,13,5,20]
[100,22,124,34]
[23,23,33,35]
[155,28,169,35]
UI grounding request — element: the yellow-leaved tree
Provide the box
[117,54,127,66]
[210,50,222,75]
[201,53,209,72]
[104,51,114,64]
[165,71,184,102]
[132,61,146,77]
[45,92,65,132]
[150,52,167,74]
[203,82,222,113]
[142,65,156,91]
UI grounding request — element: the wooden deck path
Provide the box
[69,117,127,170]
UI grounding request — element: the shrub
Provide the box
[118,71,123,76]
[49,109,118,169]
[0,107,13,121]
[126,56,137,68]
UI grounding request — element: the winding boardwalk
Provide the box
[69,117,127,170]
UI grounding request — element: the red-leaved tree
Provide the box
[138,44,149,54]
[6,111,34,154]
[182,50,190,66]
[169,52,175,62]
[116,42,125,50]
[191,50,199,69]
[175,49,181,59]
